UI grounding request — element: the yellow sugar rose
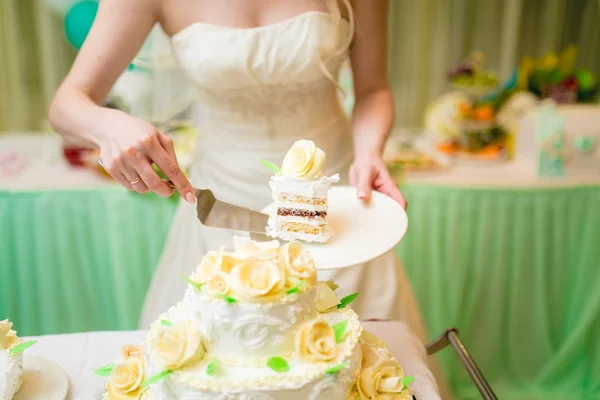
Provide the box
[152,321,206,370]
[0,320,19,351]
[281,140,326,180]
[233,236,280,261]
[296,319,337,362]
[121,344,144,360]
[279,241,316,287]
[191,251,234,283]
[106,357,145,400]
[356,342,411,400]
[205,271,231,296]
[231,260,285,301]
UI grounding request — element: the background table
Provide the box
[3,132,600,399]
[24,322,441,400]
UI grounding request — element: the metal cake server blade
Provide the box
[195,188,270,234]
[98,160,270,235]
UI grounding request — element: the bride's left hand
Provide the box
[350,156,408,209]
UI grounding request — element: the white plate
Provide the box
[14,355,69,400]
[300,186,408,270]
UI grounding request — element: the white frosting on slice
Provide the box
[275,216,327,226]
[0,350,23,400]
[269,175,339,199]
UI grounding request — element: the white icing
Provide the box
[275,216,327,226]
[0,350,23,400]
[269,175,339,199]
[266,227,331,244]
[178,288,318,363]
[275,202,327,212]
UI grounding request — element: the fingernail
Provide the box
[185,192,196,204]
[358,190,366,199]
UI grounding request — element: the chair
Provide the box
[427,327,498,400]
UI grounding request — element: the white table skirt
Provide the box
[25,322,441,400]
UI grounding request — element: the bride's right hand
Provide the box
[98,109,196,204]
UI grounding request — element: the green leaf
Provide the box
[259,159,281,174]
[10,340,37,355]
[160,319,173,326]
[333,320,348,343]
[206,359,219,376]
[286,280,305,295]
[325,362,349,375]
[181,274,203,291]
[94,363,117,377]
[337,292,360,309]
[142,370,173,387]
[220,294,237,303]
[266,357,290,373]
[401,375,414,389]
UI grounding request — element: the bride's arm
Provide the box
[348,0,407,208]
[49,0,196,203]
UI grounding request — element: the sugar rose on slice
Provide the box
[0,319,19,350]
[281,140,326,179]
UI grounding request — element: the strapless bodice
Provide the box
[170,12,353,210]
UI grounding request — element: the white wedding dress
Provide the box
[139,12,452,399]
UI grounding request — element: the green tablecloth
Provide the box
[2,183,600,399]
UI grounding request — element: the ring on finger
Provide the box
[130,176,141,185]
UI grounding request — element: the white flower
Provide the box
[296,319,337,362]
[279,241,316,287]
[204,271,231,296]
[281,140,326,179]
[106,357,145,400]
[0,320,19,351]
[152,321,206,370]
[231,260,285,301]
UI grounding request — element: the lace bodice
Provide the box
[170,12,354,210]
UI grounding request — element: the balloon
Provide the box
[64,1,99,49]
[44,0,79,16]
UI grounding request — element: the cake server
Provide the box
[98,160,271,234]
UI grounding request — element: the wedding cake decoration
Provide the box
[261,140,339,243]
[97,238,414,399]
[0,320,37,400]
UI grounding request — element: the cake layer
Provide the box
[0,351,22,400]
[276,201,327,212]
[145,308,362,400]
[177,286,318,364]
[279,193,327,206]
[277,208,327,218]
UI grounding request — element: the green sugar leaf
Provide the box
[142,370,173,387]
[267,357,290,373]
[325,362,349,375]
[337,292,360,309]
[220,294,237,303]
[181,274,203,291]
[333,320,348,343]
[160,319,173,326]
[206,359,219,376]
[10,340,37,355]
[401,375,414,389]
[259,159,281,174]
[286,280,305,295]
[94,363,117,377]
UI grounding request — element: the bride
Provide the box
[50,0,451,397]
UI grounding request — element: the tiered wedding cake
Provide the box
[100,238,414,399]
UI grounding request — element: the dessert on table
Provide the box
[97,237,415,399]
[0,320,37,400]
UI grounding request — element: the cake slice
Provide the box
[0,320,25,400]
[265,140,339,243]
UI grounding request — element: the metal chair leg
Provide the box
[426,327,498,400]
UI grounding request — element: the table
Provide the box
[24,322,441,400]
[4,132,600,399]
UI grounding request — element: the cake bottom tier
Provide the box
[144,347,361,400]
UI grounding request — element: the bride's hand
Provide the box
[349,155,407,209]
[98,109,196,204]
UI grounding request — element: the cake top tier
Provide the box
[187,237,317,305]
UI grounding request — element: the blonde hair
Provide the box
[320,0,355,97]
